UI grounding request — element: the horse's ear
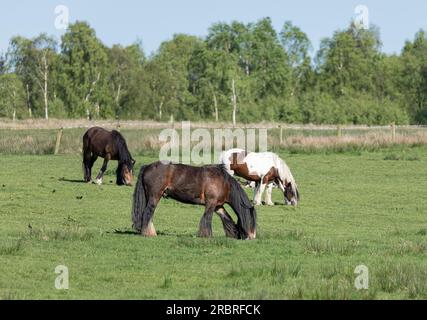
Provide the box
[132,159,136,165]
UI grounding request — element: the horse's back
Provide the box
[84,126,110,139]
[140,162,228,205]
[219,148,247,176]
[219,148,245,164]
[83,127,114,156]
[244,152,277,174]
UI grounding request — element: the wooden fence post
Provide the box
[116,116,121,131]
[279,125,283,145]
[337,125,342,138]
[54,128,63,155]
[391,122,396,143]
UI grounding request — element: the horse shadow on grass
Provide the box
[58,177,87,184]
[109,228,182,237]
[59,177,115,185]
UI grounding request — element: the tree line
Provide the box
[0,18,426,124]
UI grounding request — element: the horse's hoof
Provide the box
[95,178,102,185]
[142,224,157,237]
[142,231,157,237]
[266,202,275,206]
[142,233,157,237]
[246,231,257,240]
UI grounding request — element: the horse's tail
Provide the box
[82,130,91,181]
[82,130,89,157]
[132,165,148,232]
[221,167,257,239]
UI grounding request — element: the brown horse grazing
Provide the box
[131,161,257,240]
[82,127,135,186]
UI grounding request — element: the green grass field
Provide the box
[0,147,426,299]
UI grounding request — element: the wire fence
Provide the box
[0,119,426,155]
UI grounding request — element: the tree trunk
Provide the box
[43,55,49,120]
[115,84,121,106]
[85,72,101,118]
[12,89,16,121]
[231,79,237,127]
[44,75,48,120]
[213,90,218,122]
[245,59,250,76]
[85,72,101,102]
[26,84,32,118]
[158,96,165,120]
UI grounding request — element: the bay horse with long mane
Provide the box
[132,161,257,240]
[82,127,135,186]
[219,149,300,206]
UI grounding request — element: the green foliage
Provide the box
[0,19,425,124]
[316,24,382,96]
[58,21,112,118]
[400,30,427,124]
[0,74,26,119]
[299,90,409,125]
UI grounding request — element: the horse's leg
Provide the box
[95,156,110,185]
[259,183,267,205]
[216,206,239,239]
[253,181,261,206]
[141,197,160,237]
[83,151,94,182]
[87,154,98,181]
[198,205,215,238]
[265,183,274,206]
[254,180,266,206]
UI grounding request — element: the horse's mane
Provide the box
[216,164,256,239]
[111,130,134,185]
[111,130,133,166]
[274,154,299,199]
[217,164,253,210]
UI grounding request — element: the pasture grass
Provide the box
[0,147,426,299]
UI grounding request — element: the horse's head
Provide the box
[118,159,136,186]
[284,181,299,207]
[237,206,257,240]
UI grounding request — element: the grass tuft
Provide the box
[304,239,361,256]
[374,262,427,298]
[27,227,95,241]
[0,238,24,255]
[391,240,427,255]
[160,276,173,289]
[384,152,420,161]
[176,237,236,249]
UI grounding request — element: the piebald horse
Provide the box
[219,149,300,206]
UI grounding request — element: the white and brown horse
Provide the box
[219,149,299,206]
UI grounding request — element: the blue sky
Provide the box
[1,0,427,56]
